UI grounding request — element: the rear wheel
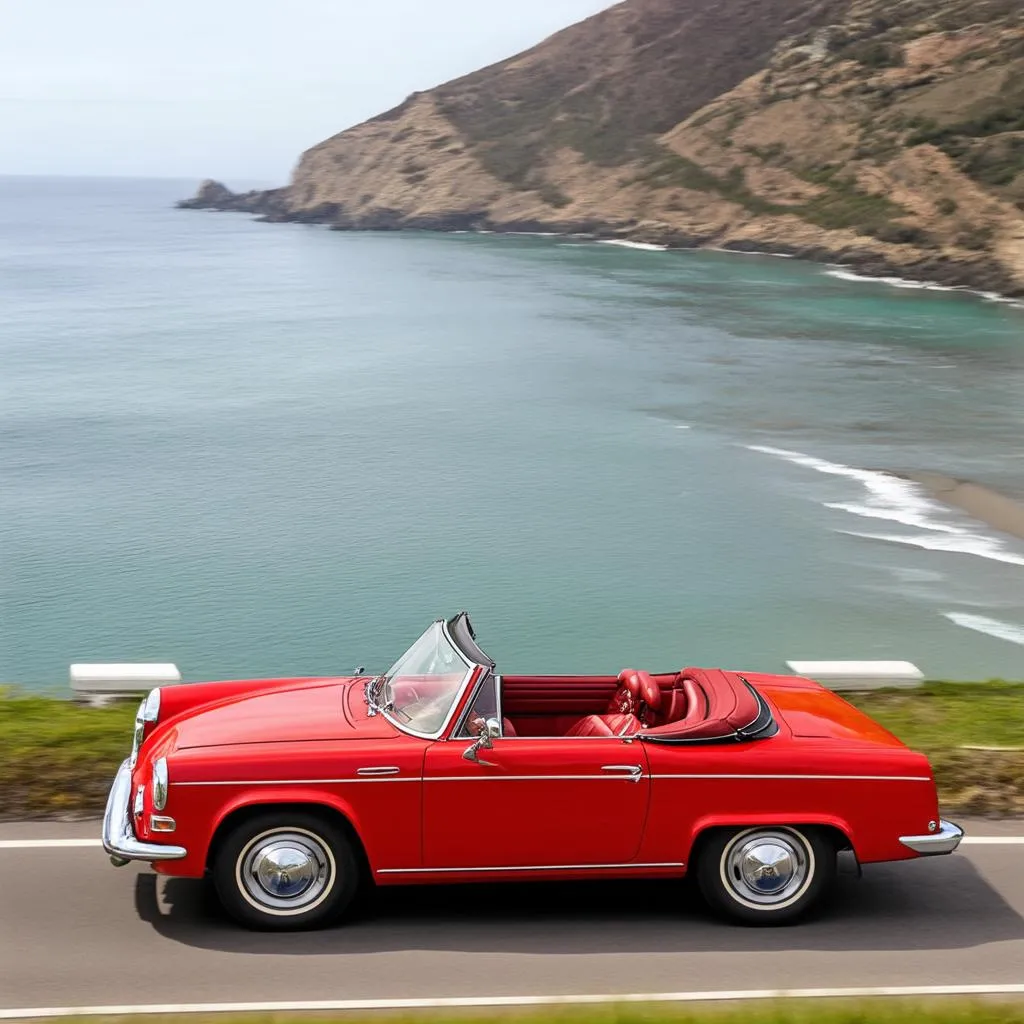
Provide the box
[213,811,360,930]
[695,825,835,925]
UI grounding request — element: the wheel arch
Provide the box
[205,795,372,881]
[686,814,856,866]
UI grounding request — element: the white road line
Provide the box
[0,835,1022,850]
[0,840,101,849]
[4,985,1024,1019]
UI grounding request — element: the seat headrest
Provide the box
[617,668,662,710]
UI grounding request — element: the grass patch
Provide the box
[794,164,913,236]
[848,681,1024,816]
[849,681,1024,750]
[632,147,793,217]
[33,1000,1024,1024]
[0,690,135,819]
[1,682,1022,819]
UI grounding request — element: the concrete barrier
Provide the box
[70,663,182,707]
[786,660,925,692]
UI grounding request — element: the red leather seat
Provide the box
[564,713,640,737]
[502,717,517,737]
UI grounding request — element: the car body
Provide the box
[103,612,963,929]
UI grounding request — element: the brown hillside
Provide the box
[181,0,1024,297]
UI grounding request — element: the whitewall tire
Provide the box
[696,825,835,925]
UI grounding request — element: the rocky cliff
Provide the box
[180,0,1024,296]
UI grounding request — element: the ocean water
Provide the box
[3,175,1024,693]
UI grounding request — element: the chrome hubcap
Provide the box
[723,829,811,908]
[237,830,334,914]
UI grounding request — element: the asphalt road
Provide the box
[1,819,1023,1014]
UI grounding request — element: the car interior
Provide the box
[446,614,773,745]
[494,667,770,743]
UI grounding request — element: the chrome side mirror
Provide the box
[462,717,501,764]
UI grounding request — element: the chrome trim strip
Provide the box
[103,759,187,865]
[424,775,649,782]
[476,735,640,741]
[651,774,932,781]
[377,861,684,875]
[173,772,928,787]
[356,767,401,776]
[172,778,420,787]
[900,819,964,855]
[172,775,644,787]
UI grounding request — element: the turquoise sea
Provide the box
[2,175,1024,693]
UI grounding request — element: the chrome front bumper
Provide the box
[102,758,187,867]
[899,818,964,856]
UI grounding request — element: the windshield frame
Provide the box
[379,618,480,740]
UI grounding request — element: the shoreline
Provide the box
[177,184,1024,303]
[890,471,1024,542]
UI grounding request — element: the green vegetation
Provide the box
[848,682,1024,816]
[904,72,1024,192]
[537,182,572,209]
[633,147,794,217]
[1,681,1023,820]
[38,1000,1024,1024]
[840,40,906,68]
[634,147,921,243]
[0,690,135,819]
[849,681,1024,750]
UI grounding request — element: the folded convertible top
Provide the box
[642,667,776,744]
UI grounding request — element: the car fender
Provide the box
[684,811,856,862]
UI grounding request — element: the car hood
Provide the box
[172,677,397,749]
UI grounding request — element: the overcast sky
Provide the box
[2,0,615,184]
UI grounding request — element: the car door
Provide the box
[422,674,651,869]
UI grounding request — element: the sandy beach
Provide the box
[895,471,1024,541]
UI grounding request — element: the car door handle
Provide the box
[357,766,401,776]
[601,764,644,783]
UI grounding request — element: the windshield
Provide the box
[378,621,473,737]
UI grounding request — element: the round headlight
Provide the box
[152,757,169,811]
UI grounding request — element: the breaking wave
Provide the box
[597,239,669,252]
[746,444,1024,567]
[944,612,1024,646]
[745,445,953,532]
[824,268,1024,307]
[840,529,1024,567]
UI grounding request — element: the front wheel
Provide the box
[213,811,360,930]
[695,825,835,925]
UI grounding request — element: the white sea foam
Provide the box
[841,530,1024,567]
[825,269,960,293]
[598,239,669,252]
[745,445,951,532]
[674,424,692,430]
[709,247,796,259]
[944,612,1024,646]
[824,268,1024,307]
[824,501,962,534]
[746,444,1024,568]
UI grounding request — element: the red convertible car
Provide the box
[103,612,962,930]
